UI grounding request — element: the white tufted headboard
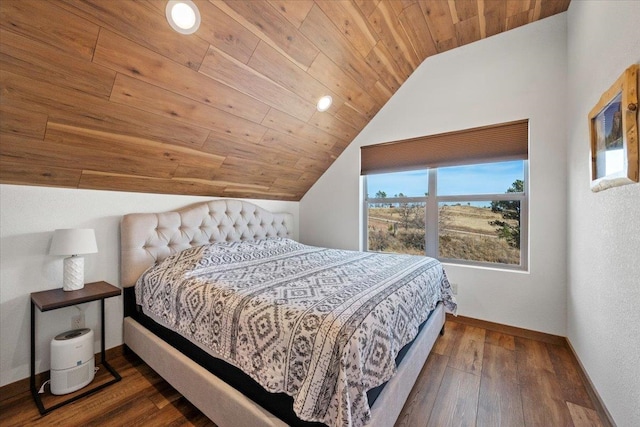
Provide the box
[120,199,294,287]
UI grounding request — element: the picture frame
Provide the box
[588,64,639,192]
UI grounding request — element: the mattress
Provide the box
[135,238,456,427]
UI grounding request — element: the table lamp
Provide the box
[50,229,98,291]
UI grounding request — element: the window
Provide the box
[364,161,527,269]
[361,121,528,270]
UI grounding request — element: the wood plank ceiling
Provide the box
[0,0,570,201]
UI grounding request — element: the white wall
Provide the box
[0,184,298,387]
[301,14,568,336]
[566,2,640,426]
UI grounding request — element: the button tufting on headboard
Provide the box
[120,200,294,287]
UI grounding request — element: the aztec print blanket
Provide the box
[136,238,456,427]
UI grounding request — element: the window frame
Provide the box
[362,161,529,271]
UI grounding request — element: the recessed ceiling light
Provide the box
[317,95,333,112]
[166,0,201,35]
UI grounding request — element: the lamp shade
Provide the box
[50,229,98,256]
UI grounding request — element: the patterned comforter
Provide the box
[136,238,456,427]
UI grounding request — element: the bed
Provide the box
[121,199,456,427]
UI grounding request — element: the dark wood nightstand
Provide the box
[30,281,122,415]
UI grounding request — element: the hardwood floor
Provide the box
[1,318,608,427]
[396,319,607,427]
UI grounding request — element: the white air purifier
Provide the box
[50,328,95,395]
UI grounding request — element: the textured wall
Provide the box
[566,2,640,426]
[0,184,298,387]
[301,14,569,336]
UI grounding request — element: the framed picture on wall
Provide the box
[588,64,639,192]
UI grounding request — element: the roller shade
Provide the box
[360,120,528,175]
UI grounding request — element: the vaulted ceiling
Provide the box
[0,0,570,201]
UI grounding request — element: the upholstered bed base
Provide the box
[120,200,446,426]
[124,304,444,427]
[124,316,288,427]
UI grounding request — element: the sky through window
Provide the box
[367,161,524,200]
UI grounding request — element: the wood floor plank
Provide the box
[477,342,523,426]
[447,325,485,375]
[147,380,184,410]
[130,396,217,427]
[395,352,448,427]
[83,392,158,427]
[0,391,42,427]
[432,320,462,356]
[567,401,604,427]
[546,342,593,408]
[519,367,566,402]
[477,375,524,427]
[485,330,516,351]
[515,336,554,373]
[426,367,480,427]
[521,386,574,427]
[482,343,518,385]
[515,335,575,427]
[519,366,573,426]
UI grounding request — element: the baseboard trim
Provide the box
[565,339,617,427]
[446,313,566,345]
[0,345,124,402]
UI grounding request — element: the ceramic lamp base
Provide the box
[63,256,85,291]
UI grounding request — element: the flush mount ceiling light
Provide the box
[317,95,333,112]
[166,0,201,35]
